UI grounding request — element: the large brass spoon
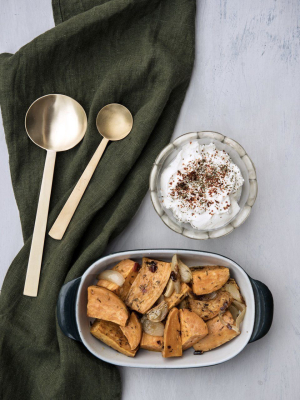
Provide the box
[49,103,133,240]
[24,94,87,297]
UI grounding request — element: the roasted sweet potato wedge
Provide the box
[126,258,171,314]
[189,290,233,321]
[87,286,129,326]
[193,310,239,352]
[179,309,208,350]
[116,269,139,302]
[162,307,182,358]
[140,333,164,352]
[224,278,244,303]
[165,283,191,310]
[120,312,142,350]
[90,319,137,357]
[96,279,119,292]
[97,259,139,297]
[191,266,230,295]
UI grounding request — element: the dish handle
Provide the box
[57,277,82,342]
[248,278,273,343]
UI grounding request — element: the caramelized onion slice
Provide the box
[142,319,164,336]
[224,279,244,303]
[219,300,246,333]
[97,270,125,287]
[232,300,246,330]
[147,301,168,322]
[173,255,192,283]
[171,255,181,294]
[164,279,175,297]
[228,304,239,320]
[174,279,181,294]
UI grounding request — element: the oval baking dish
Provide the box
[57,249,273,368]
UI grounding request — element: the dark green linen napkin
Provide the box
[0,0,195,398]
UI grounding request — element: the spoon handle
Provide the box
[24,150,56,297]
[49,138,109,240]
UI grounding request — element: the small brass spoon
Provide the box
[49,103,133,240]
[24,94,87,297]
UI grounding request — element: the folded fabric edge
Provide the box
[52,0,64,25]
[0,53,13,124]
[0,53,12,70]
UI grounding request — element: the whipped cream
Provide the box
[161,142,244,230]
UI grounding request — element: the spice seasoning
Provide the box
[160,142,244,230]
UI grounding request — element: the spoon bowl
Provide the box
[26,94,87,151]
[96,103,133,141]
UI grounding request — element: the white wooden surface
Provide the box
[1,1,299,399]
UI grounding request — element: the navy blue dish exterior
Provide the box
[248,278,273,343]
[57,277,82,342]
[57,272,273,346]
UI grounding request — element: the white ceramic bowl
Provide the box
[57,249,273,369]
[150,132,258,239]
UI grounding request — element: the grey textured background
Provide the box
[0,1,299,399]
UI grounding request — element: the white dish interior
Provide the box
[76,249,255,369]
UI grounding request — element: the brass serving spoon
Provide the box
[49,103,133,240]
[24,94,87,297]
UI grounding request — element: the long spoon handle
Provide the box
[49,138,109,240]
[24,150,56,297]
